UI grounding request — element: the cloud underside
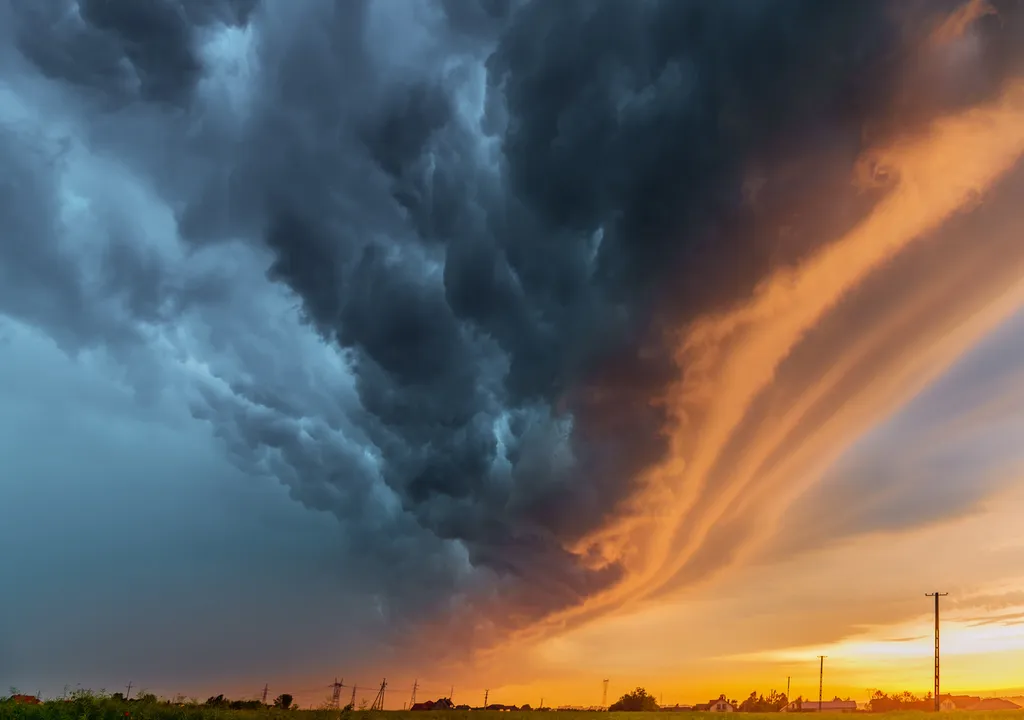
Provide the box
[2,0,1024,661]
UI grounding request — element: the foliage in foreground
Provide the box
[1,691,1021,720]
[5,703,1024,720]
[0,692,343,720]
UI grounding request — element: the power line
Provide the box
[927,592,948,712]
[818,656,827,712]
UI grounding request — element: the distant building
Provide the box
[966,698,1021,711]
[411,698,454,711]
[9,695,41,705]
[940,695,981,711]
[696,695,736,712]
[659,704,695,712]
[783,699,857,713]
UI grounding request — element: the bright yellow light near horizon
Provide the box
[729,614,1024,665]
[511,480,1024,706]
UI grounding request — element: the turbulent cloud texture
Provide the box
[3,0,1024,668]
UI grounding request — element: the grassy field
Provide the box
[2,698,1021,720]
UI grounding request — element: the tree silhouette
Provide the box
[609,687,658,712]
[738,690,789,712]
[273,694,293,710]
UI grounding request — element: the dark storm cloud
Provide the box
[12,0,257,106]
[221,0,1021,610]
[2,0,1022,658]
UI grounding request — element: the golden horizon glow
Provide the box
[466,484,1024,707]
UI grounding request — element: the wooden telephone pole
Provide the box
[818,656,827,712]
[927,592,948,712]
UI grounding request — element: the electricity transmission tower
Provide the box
[333,679,346,709]
[262,685,269,704]
[602,680,609,709]
[786,677,791,702]
[410,680,418,708]
[927,592,948,712]
[484,690,489,707]
[350,685,357,708]
[369,679,387,711]
[818,656,827,712]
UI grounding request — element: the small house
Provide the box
[783,699,856,713]
[941,695,981,711]
[699,695,735,712]
[411,698,454,711]
[967,698,1021,711]
[9,695,41,705]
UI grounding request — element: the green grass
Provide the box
[2,698,1021,720]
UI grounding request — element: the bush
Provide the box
[609,688,658,712]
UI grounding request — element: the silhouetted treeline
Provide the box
[205,695,267,710]
[609,688,658,712]
[0,688,325,720]
[869,690,933,712]
[736,690,789,712]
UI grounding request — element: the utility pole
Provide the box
[602,679,609,709]
[927,592,948,712]
[818,656,827,712]
[126,682,133,701]
[410,680,418,708]
[262,685,269,704]
[450,686,454,702]
[370,679,387,711]
[787,677,791,702]
[541,698,544,710]
[484,690,489,708]
[331,678,344,710]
